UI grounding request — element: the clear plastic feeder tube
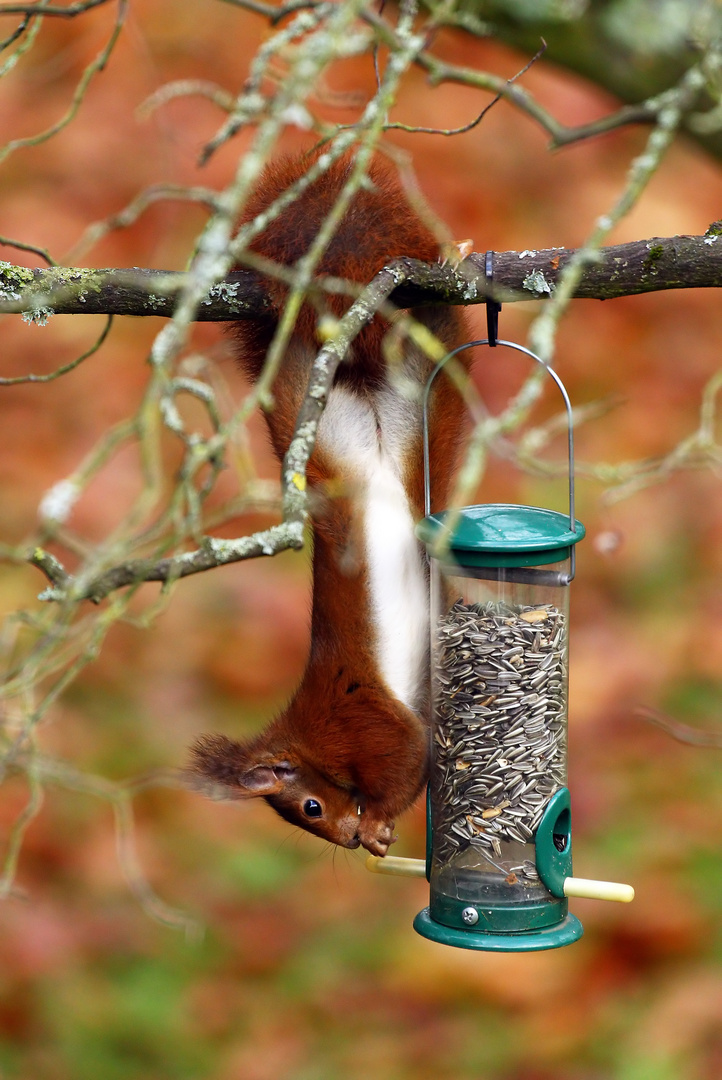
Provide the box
[428,554,572,932]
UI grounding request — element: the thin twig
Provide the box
[0,315,113,385]
[137,79,236,118]
[638,707,722,749]
[0,750,44,900]
[23,754,203,937]
[0,235,55,266]
[64,185,221,264]
[385,40,547,136]
[0,0,111,14]
[0,16,29,51]
[529,59,709,362]
[217,0,321,24]
[0,0,128,165]
[362,5,678,149]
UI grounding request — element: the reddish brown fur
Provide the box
[190,153,470,855]
[232,154,443,387]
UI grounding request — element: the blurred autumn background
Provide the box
[1,2,722,1079]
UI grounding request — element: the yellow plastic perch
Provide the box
[366,856,635,903]
[562,877,634,903]
[366,855,426,879]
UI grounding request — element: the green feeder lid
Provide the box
[417,503,585,568]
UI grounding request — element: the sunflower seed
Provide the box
[431,599,568,866]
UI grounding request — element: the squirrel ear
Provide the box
[188,733,299,798]
[238,761,298,794]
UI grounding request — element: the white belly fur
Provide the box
[317,385,428,711]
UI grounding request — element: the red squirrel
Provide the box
[190,153,469,856]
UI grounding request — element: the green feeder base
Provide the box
[413,908,583,952]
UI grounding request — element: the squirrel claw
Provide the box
[358,818,396,857]
[439,238,474,268]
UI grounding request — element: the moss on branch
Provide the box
[0,234,720,323]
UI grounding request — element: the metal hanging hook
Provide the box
[485,251,501,348]
[421,338,579,581]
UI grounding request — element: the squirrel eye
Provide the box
[303,799,323,818]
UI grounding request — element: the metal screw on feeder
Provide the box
[367,332,634,952]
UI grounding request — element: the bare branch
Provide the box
[0,315,113,385]
[435,0,722,163]
[0,264,270,320]
[24,251,420,603]
[0,15,30,50]
[28,754,202,936]
[0,0,128,164]
[0,0,112,15]
[1,234,721,326]
[30,521,306,604]
[363,6,677,150]
[0,235,56,266]
[137,80,236,118]
[638,707,722,749]
[217,0,321,24]
[368,40,548,138]
[64,185,221,264]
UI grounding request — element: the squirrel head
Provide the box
[187,732,394,855]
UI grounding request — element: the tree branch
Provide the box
[30,522,305,605]
[437,0,722,163]
[0,0,112,13]
[362,6,699,154]
[1,233,721,323]
[23,257,424,604]
[20,223,722,605]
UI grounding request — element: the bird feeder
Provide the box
[368,338,633,952]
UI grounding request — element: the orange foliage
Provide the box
[1,3,722,1079]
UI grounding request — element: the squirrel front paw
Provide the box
[357,817,397,857]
